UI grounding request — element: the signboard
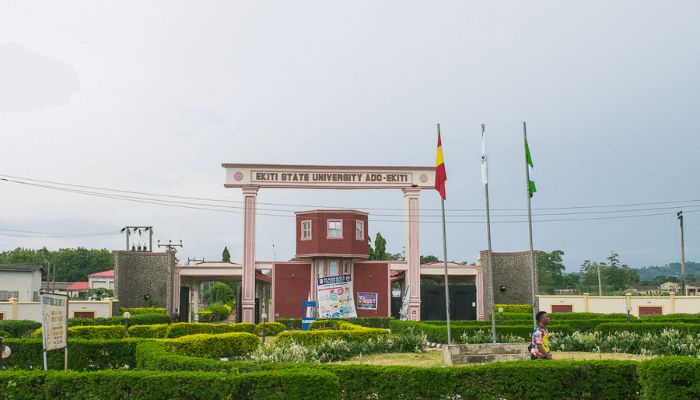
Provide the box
[356,292,378,310]
[317,274,357,319]
[40,293,68,351]
[223,164,436,190]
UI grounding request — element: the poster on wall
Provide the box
[356,292,378,310]
[317,274,357,318]
[40,293,68,351]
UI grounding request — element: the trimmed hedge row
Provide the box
[278,323,390,345]
[164,332,260,358]
[165,322,257,338]
[3,339,138,370]
[256,322,285,336]
[276,317,392,331]
[135,341,239,373]
[0,369,339,400]
[494,303,532,313]
[128,324,169,338]
[389,320,574,343]
[68,313,170,327]
[638,356,700,399]
[33,325,126,340]
[0,319,41,338]
[596,322,700,335]
[119,307,167,315]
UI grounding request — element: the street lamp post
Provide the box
[123,312,131,337]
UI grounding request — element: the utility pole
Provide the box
[678,211,686,296]
[157,240,183,252]
[597,263,603,296]
[121,226,154,251]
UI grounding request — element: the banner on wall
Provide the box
[356,292,378,310]
[317,274,357,318]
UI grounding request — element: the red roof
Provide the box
[67,282,89,291]
[88,269,114,278]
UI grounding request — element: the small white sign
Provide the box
[41,293,68,351]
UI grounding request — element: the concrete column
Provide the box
[403,188,421,320]
[583,293,589,312]
[9,297,18,320]
[192,284,200,322]
[241,186,259,323]
[475,265,485,320]
[172,271,181,315]
[669,292,676,314]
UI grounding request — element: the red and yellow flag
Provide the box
[435,125,447,200]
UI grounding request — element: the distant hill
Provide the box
[635,262,700,281]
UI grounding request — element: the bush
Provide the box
[199,303,231,323]
[278,325,390,346]
[494,304,532,313]
[596,322,700,335]
[0,369,340,400]
[165,322,256,338]
[164,332,260,358]
[128,324,169,338]
[389,320,573,344]
[68,313,170,327]
[638,356,700,399]
[276,318,302,330]
[256,322,285,336]
[0,320,42,338]
[119,307,167,315]
[136,340,238,372]
[33,325,126,340]
[3,339,138,370]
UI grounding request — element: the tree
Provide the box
[203,282,235,305]
[537,250,566,292]
[579,251,639,293]
[420,255,439,264]
[368,232,390,260]
[0,247,114,282]
[222,247,231,262]
[82,288,113,300]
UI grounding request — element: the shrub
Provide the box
[119,307,167,315]
[256,322,285,336]
[276,318,302,330]
[494,304,532,313]
[638,356,700,399]
[0,320,41,338]
[136,340,238,372]
[33,325,126,339]
[278,326,390,346]
[0,369,340,400]
[199,303,231,323]
[165,332,260,358]
[128,324,169,338]
[165,322,256,338]
[389,320,573,343]
[68,313,170,327]
[3,339,138,370]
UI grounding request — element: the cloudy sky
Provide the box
[1,1,699,272]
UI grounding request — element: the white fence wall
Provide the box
[0,297,116,322]
[538,294,700,317]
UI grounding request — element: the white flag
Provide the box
[481,127,488,185]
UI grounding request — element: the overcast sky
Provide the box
[1,1,699,272]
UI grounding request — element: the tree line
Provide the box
[0,247,114,282]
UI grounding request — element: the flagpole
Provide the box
[523,122,537,330]
[438,123,452,345]
[482,124,497,344]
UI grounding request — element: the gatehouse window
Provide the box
[355,220,364,240]
[341,260,350,275]
[328,260,339,276]
[317,260,326,278]
[301,220,312,240]
[328,220,342,238]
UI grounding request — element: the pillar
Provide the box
[403,188,421,320]
[669,292,675,314]
[583,293,589,313]
[192,284,200,322]
[172,271,181,315]
[241,186,259,323]
[475,264,485,320]
[9,297,18,320]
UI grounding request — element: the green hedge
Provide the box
[135,340,239,373]
[278,325,390,345]
[389,320,574,343]
[638,356,700,399]
[0,369,339,400]
[68,313,170,327]
[119,307,167,315]
[276,318,302,330]
[494,304,532,313]
[165,332,260,358]
[256,322,285,336]
[165,322,256,338]
[0,320,42,338]
[33,325,126,340]
[596,322,700,335]
[3,339,138,370]
[128,324,169,338]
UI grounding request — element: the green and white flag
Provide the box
[525,138,536,197]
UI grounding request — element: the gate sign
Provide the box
[356,292,378,310]
[317,275,357,319]
[40,293,68,351]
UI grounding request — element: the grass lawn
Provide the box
[336,349,652,367]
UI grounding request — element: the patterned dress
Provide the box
[530,326,549,358]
